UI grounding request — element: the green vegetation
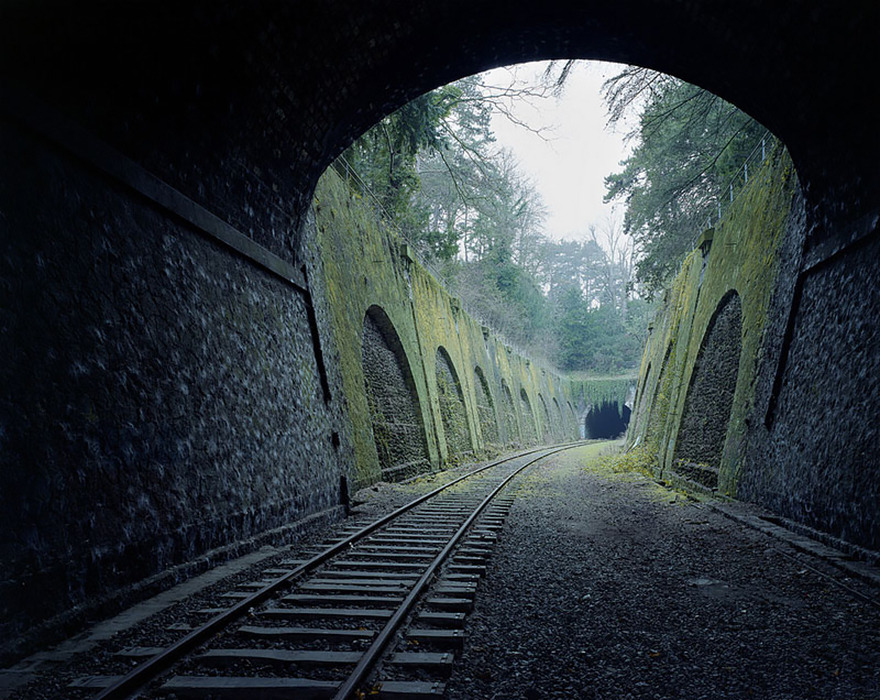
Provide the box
[569,375,635,409]
[334,62,773,384]
[625,144,797,495]
[334,70,647,374]
[592,444,659,479]
[602,67,767,294]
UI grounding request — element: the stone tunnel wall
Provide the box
[314,166,579,487]
[0,116,352,662]
[738,218,880,551]
[627,144,880,551]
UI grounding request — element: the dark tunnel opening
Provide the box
[584,400,631,439]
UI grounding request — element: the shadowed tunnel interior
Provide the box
[1,0,878,664]
[585,401,631,440]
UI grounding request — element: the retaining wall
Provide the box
[627,145,880,551]
[314,167,580,488]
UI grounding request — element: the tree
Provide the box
[334,63,654,372]
[602,67,765,293]
[339,85,461,241]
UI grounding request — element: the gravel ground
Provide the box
[445,443,880,700]
[6,444,877,700]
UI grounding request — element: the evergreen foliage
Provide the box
[336,64,760,373]
[602,68,766,293]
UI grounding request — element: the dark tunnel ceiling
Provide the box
[2,1,878,229]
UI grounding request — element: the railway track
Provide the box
[68,443,579,700]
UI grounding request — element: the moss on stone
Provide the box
[627,145,796,494]
[314,167,579,487]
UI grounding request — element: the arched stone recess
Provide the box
[519,388,538,445]
[361,306,430,482]
[537,394,551,442]
[552,397,565,442]
[435,346,473,460]
[567,401,578,437]
[672,291,743,489]
[637,362,652,408]
[643,342,675,449]
[499,379,519,446]
[473,366,500,448]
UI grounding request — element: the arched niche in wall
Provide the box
[552,397,565,441]
[636,362,652,407]
[473,366,500,447]
[499,379,518,446]
[673,290,743,489]
[519,387,538,445]
[538,393,551,442]
[646,342,675,443]
[361,306,430,481]
[567,401,577,435]
[435,346,472,458]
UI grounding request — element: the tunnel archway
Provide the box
[473,366,500,448]
[673,291,743,489]
[435,347,473,458]
[361,306,430,481]
[552,397,564,441]
[584,400,631,439]
[2,0,880,665]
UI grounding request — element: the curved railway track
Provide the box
[73,443,581,700]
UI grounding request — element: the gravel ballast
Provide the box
[4,443,877,700]
[445,443,880,700]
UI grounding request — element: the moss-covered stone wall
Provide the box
[473,367,501,448]
[628,146,796,496]
[314,167,579,487]
[673,291,743,486]
[623,143,880,551]
[498,379,519,445]
[361,307,431,481]
[435,346,473,461]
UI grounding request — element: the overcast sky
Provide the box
[482,61,634,243]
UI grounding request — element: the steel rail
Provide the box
[92,442,580,700]
[771,547,880,611]
[331,444,574,700]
